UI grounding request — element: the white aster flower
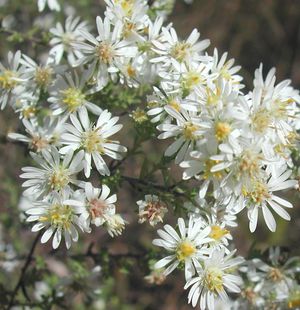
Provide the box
[157,106,203,164]
[20,147,84,198]
[26,191,87,249]
[8,116,65,152]
[49,16,89,65]
[152,26,210,66]
[60,108,127,177]
[153,217,212,280]
[73,16,137,88]
[0,50,25,110]
[233,166,297,232]
[66,182,117,228]
[184,249,244,310]
[48,71,102,116]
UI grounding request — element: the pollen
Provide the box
[0,70,18,90]
[176,240,196,261]
[183,122,199,140]
[204,267,224,292]
[82,128,105,153]
[61,87,86,112]
[209,225,229,240]
[215,121,231,141]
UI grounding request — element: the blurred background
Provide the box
[0,0,300,309]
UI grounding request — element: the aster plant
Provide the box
[0,0,300,309]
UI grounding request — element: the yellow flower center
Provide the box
[48,167,70,191]
[215,122,231,141]
[183,71,203,90]
[97,42,114,64]
[251,108,272,133]
[82,128,105,153]
[123,21,136,38]
[126,64,136,78]
[0,70,18,90]
[238,150,262,178]
[35,66,53,88]
[209,225,229,240]
[183,122,198,140]
[242,180,270,204]
[267,267,283,282]
[203,159,223,180]
[40,204,74,230]
[176,240,196,261]
[131,108,148,123]
[61,88,86,112]
[22,106,37,119]
[170,42,191,63]
[204,267,224,293]
[31,136,49,152]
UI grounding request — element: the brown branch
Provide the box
[7,231,42,310]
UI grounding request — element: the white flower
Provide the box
[211,48,243,89]
[60,108,127,177]
[37,0,60,12]
[26,191,87,249]
[49,16,89,65]
[184,249,244,310]
[66,182,117,228]
[157,106,203,164]
[20,54,60,92]
[8,116,65,152]
[152,27,210,66]
[48,71,102,116]
[0,50,25,110]
[233,166,297,232]
[153,217,212,280]
[20,147,84,198]
[137,194,168,226]
[73,16,137,88]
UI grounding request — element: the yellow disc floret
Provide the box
[183,122,199,140]
[215,121,231,141]
[176,240,196,261]
[61,88,86,112]
[40,204,74,230]
[48,167,70,191]
[209,225,229,241]
[0,70,18,90]
[82,128,105,153]
[204,267,224,293]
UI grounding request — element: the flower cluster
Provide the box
[1,0,300,309]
